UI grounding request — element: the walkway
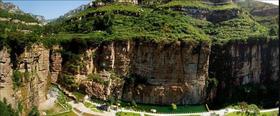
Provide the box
[68,99,279,116]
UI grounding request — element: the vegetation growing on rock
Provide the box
[0,98,19,116]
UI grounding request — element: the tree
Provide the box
[171,103,177,111]
[28,107,40,116]
[238,102,260,116]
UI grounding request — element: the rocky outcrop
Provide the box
[170,7,239,23]
[0,47,15,107]
[208,39,279,108]
[50,46,62,83]
[0,45,50,115]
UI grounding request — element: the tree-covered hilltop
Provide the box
[0,0,278,49]
[0,2,43,50]
[42,0,277,46]
[237,0,279,36]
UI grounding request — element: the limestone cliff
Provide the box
[208,38,279,108]
[0,38,279,111]
[56,40,210,105]
[0,45,50,115]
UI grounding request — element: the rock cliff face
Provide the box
[171,7,239,23]
[0,38,279,110]
[208,39,279,107]
[122,41,211,105]
[59,40,211,105]
[0,45,50,114]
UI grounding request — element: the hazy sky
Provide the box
[3,0,91,19]
[2,0,279,20]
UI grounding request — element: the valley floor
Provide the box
[41,85,279,116]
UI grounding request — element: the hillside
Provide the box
[43,0,274,46]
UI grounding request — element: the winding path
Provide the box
[68,100,279,116]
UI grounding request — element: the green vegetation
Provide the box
[171,103,177,110]
[0,10,39,23]
[158,0,238,10]
[72,92,85,102]
[237,0,279,36]
[12,70,23,89]
[1,0,276,50]
[87,73,109,85]
[260,111,279,116]
[84,101,102,112]
[75,3,148,18]
[45,86,73,116]
[227,102,264,116]
[58,73,78,90]
[226,111,279,116]
[28,107,40,116]
[116,112,141,116]
[206,13,268,45]
[0,98,19,116]
[11,70,31,90]
[51,111,77,116]
[119,101,206,113]
[57,89,72,110]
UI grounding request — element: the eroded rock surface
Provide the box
[0,45,50,115]
[208,39,279,107]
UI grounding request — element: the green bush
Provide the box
[171,103,177,110]
[87,73,109,85]
[0,10,38,23]
[28,107,40,116]
[12,70,23,89]
[58,73,78,90]
[0,98,19,116]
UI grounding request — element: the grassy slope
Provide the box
[45,0,271,45]
[53,3,210,43]
[237,1,279,31]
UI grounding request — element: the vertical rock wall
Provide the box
[123,41,211,105]
[68,40,211,105]
[208,39,279,108]
[0,47,15,107]
[0,45,50,114]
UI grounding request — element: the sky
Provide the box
[3,0,91,19]
[2,0,279,20]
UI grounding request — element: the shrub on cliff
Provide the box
[171,103,177,111]
[12,70,23,89]
[87,73,109,85]
[0,98,19,116]
[58,73,78,90]
[28,107,40,116]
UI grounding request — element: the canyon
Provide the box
[0,38,278,113]
[0,0,279,115]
